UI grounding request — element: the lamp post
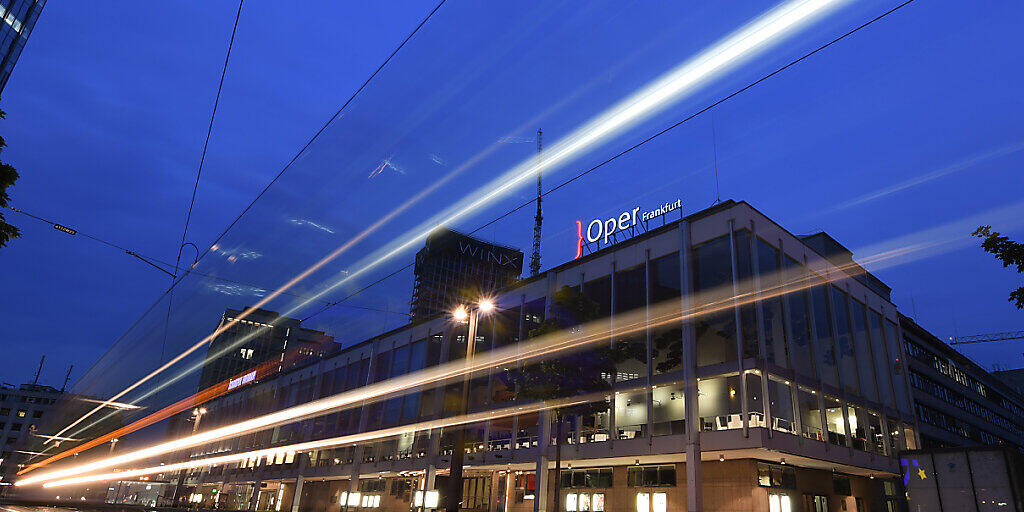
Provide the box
[192,408,207,433]
[446,299,494,512]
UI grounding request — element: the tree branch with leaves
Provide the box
[973,225,1024,309]
[0,108,21,248]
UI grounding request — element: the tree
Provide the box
[0,108,20,248]
[973,226,1024,309]
[504,285,619,511]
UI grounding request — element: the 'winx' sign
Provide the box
[574,199,682,259]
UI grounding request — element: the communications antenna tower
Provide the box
[530,129,543,276]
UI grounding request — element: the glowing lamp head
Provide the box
[198,408,207,415]
[478,300,495,314]
[452,306,469,322]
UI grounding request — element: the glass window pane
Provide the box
[849,301,878,402]
[869,311,895,407]
[615,389,647,439]
[734,230,759,359]
[798,387,823,441]
[768,377,796,435]
[693,235,738,367]
[824,396,848,447]
[782,257,815,379]
[698,374,743,431]
[885,320,912,413]
[757,239,789,368]
[830,287,859,395]
[809,281,838,388]
[651,382,685,436]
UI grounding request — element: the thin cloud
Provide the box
[827,140,1024,214]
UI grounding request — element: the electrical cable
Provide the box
[174,0,244,277]
[303,0,918,322]
[182,0,447,279]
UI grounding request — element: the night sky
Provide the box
[1,0,1022,394]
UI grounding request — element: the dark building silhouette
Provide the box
[0,0,45,95]
[196,307,335,391]
[410,228,523,319]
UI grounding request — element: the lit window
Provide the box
[17,410,26,418]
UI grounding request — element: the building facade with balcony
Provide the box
[140,200,920,512]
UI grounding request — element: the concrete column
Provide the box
[534,409,552,512]
[290,476,304,512]
[728,220,749,438]
[678,218,702,512]
[748,220,773,436]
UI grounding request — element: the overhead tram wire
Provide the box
[180,0,448,281]
[161,0,245,365]
[4,205,177,276]
[303,0,919,323]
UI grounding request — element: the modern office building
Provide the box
[122,200,926,512]
[410,228,524,319]
[0,383,61,490]
[900,315,1024,451]
[196,308,336,391]
[0,0,45,95]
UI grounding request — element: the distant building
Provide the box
[901,315,1024,450]
[0,382,61,489]
[196,307,335,391]
[0,0,45,95]
[410,228,523,319]
[995,368,1024,397]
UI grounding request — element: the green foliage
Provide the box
[0,108,20,248]
[973,225,1024,309]
[505,285,616,418]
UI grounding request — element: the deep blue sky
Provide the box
[1,0,1022,393]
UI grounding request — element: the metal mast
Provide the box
[530,129,543,276]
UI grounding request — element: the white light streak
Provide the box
[39,393,605,488]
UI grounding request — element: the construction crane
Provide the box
[948,330,1024,345]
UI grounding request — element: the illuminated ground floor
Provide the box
[158,440,904,512]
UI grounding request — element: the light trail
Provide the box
[73,398,143,410]
[22,198,1024,487]
[18,355,298,475]
[40,391,613,488]
[43,0,852,452]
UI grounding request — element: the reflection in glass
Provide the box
[868,310,895,407]
[849,300,878,402]
[693,235,738,367]
[830,287,859,395]
[782,258,815,378]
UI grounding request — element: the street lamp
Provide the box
[446,299,494,512]
[192,408,207,433]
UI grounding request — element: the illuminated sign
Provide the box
[228,370,257,391]
[575,199,682,259]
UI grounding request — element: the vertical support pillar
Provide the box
[748,220,772,436]
[608,261,617,445]
[678,218,702,512]
[644,250,655,444]
[290,476,304,512]
[728,220,749,437]
[535,409,552,512]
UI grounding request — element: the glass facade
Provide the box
[177,206,916,512]
[0,0,45,94]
